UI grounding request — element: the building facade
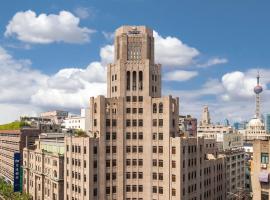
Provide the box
[0,128,40,184]
[251,139,270,200]
[64,135,99,200]
[63,108,90,131]
[23,133,65,200]
[40,110,68,125]
[197,106,246,199]
[63,25,227,200]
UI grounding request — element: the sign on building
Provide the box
[13,152,21,192]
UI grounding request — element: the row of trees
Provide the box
[0,179,30,200]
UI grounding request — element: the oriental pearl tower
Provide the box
[254,72,263,119]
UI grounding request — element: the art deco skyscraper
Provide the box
[65,26,226,200]
[89,26,180,200]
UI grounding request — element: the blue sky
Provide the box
[0,0,270,124]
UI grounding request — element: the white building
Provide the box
[63,108,90,131]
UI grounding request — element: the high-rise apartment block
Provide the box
[23,133,65,200]
[63,25,227,200]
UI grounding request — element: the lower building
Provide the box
[222,148,246,199]
[64,134,99,200]
[251,139,270,200]
[0,128,40,184]
[23,133,65,200]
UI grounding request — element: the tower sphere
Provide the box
[254,85,263,94]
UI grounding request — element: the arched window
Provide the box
[153,103,157,113]
[94,103,97,113]
[139,71,143,90]
[126,71,130,91]
[132,71,137,91]
[159,103,163,113]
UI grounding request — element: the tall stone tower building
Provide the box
[65,26,226,200]
[90,26,179,200]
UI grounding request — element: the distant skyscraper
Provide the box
[245,72,268,141]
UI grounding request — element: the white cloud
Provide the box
[102,31,115,41]
[153,31,200,67]
[165,68,270,123]
[100,45,114,65]
[163,70,198,81]
[5,10,95,44]
[197,57,228,68]
[221,70,268,101]
[74,7,91,19]
[0,45,107,124]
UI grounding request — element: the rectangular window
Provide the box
[106,132,110,140]
[112,132,117,140]
[132,132,137,139]
[138,108,143,114]
[126,146,131,153]
[132,120,137,126]
[158,133,163,140]
[172,147,176,154]
[126,132,131,139]
[138,132,143,139]
[153,146,157,153]
[138,119,143,126]
[126,108,131,113]
[132,108,137,113]
[126,96,131,102]
[126,120,131,127]
[261,153,269,164]
[159,119,163,126]
[112,119,117,127]
[158,146,163,154]
[153,119,157,126]
[132,96,137,102]
[138,96,143,102]
[106,119,110,126]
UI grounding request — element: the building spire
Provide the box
[254,71,263,118]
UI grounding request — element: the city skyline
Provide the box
[0,0,270,124]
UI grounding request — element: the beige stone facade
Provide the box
[251,140,270,200]
[23,133,65,200]
[64,135,99,200]
[0,128,40,184]
[63,25,227,200]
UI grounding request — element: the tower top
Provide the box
[200,106,211,126]
[115,25,153,37]
[254,71,263,94]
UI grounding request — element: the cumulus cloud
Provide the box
[100,45,114,65]
[5,10,95,44]
[0,45,106,124]
[197,57,228,68]
[166,68,270,122]
[153,31,200,67]
[163,70,198,81]
[220,70,270,101]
